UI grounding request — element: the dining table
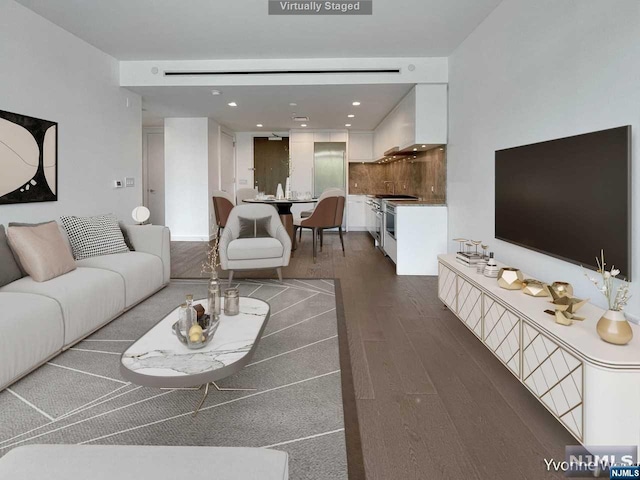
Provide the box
[242,198,318,242]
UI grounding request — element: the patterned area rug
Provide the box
[0,279,350,480]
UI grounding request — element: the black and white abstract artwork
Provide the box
[0,109,57,204]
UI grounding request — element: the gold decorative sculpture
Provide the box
[550,281,573,298]
[497,267,524,290]
[521,279,549,297]
[547,286,589,325]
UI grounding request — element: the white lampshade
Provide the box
[132,206,150,224]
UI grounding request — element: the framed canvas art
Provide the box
[0,109,57,204]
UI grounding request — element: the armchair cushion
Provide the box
[227,237,284,261]
[238,216,271,239]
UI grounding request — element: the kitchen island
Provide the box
[384,201,447,275]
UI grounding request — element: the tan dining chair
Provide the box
[293,193,345,262]
[212,190,235,239]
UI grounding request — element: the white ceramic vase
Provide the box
[597,309,633,345]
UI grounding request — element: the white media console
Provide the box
[438,254,640,447]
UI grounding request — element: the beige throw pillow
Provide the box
[7,222,77,282]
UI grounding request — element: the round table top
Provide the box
[243,198,318,204]
[120,297,270,387]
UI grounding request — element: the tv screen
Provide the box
[495,126,631,279]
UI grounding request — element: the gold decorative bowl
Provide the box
[522,279,549,297]
[549,281,573,298]
[497,267,524,290]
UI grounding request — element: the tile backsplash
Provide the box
[348,148,446,202]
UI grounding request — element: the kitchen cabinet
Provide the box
[373,84,448,159]
[438,254,640,446]
[347,195,367,231]
[385,202,447,275]
[348,132,374,162]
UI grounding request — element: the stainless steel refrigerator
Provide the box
[313,142,346,196]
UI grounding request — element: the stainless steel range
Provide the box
[366,194,418,249]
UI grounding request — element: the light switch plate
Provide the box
[125,177,135,187]
[239,179,248,185]
[114,180,123,188]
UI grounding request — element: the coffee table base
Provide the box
[163,382,257,416]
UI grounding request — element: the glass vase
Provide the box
[207,272,221,316]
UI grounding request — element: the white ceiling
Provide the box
[135,84,414,131]
[15,0,502,60]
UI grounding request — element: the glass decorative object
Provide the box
[476,259,488,274]
[208,273,222,317]
[224,287,240,316]
[176,302,205,348]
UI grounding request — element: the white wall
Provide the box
[164,118,211,241]
[448,0,640,319]
[208,118,221,237]
[0,0,142,225]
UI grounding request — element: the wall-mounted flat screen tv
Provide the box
[495,126,631,279]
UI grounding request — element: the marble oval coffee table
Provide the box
[120,297,270,415]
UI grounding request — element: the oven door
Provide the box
[374,209,383,246]
[385,205,396,240]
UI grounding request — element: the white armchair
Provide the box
[219,204,292,284]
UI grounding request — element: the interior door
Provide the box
[220,131,236,198]
[253,137,290,195]
[144,128,165,225]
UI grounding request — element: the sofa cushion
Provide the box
[0,292,64,390]
[0,267,125,346]
[6,222,77,282]
[76,252,163,308]
[227,237,284,261]
[0,226,23,287]
[0,445,289,480]
[60,214,129,260]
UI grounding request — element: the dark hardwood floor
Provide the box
[171,232,574,479]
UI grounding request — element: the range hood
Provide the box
[375,144,443,163]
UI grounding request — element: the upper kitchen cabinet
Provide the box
[348,132,374,162]
[373,84,448,159]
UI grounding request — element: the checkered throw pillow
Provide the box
[60,214,129,260]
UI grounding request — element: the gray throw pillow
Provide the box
[0,225,23,286]
[238,216,271,239]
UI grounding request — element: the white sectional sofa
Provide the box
[0,224,170,391]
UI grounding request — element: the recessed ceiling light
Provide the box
[352,101,361,106]
[289,102,297,106]
[228,102,238,107]
[301,124,307,127]
[348,114,355,118]
[439,147,444,151]
[256,124,263,128]
[211,89,222,96]
[421,144,426,148]
[413,148,418,151]
[345,124,351,127]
